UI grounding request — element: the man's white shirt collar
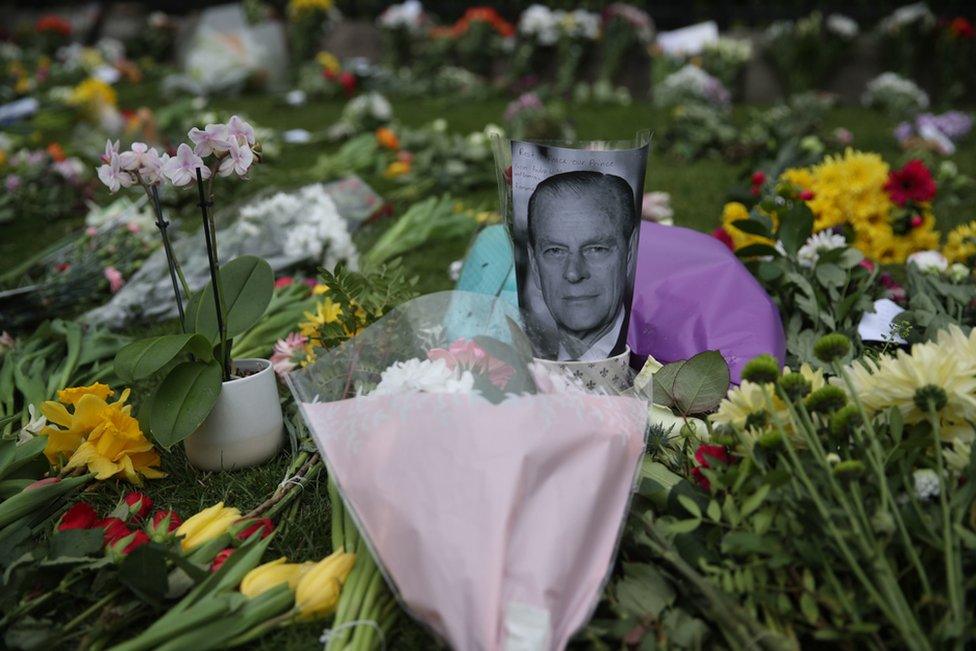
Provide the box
[556,307,625,362]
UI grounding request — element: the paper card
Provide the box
[857,298,907,344]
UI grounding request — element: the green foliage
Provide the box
[653,351,731,416]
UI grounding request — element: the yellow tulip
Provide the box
[240,557,313,598]
[176,502,241,550]
[294,550,356,620]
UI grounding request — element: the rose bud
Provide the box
[58,502,98,531]
[122,491,153,522]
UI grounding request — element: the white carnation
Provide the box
[906,250,948,274]
[370,358,475,396]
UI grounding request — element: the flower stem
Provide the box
[928,410,964,633]
[195,167,230,380]
[146,185,188,332]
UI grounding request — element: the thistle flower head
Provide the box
[741,354,781,384]
[805,385,848,414]
[779,372,812,401]
[829,404,862,439]
[913,384,948,413]
[814,333,852,363]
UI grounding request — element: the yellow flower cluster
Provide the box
[41,383,164,485]
[840,325,976,442]
[297,285,369,364]
[781,149,939,263]
[288,0,333,18]
[68,77,117,115]
[241,549,356,620]
[711,364,826,446]
[315,51,341,75]
[720,201,778,250]
[943,220,976,265]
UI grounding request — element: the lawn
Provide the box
[4,90,976,649]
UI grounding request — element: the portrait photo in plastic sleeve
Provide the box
[510,139,649,361]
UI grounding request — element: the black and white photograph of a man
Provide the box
[527,171,636,361]
[510,140,648,362]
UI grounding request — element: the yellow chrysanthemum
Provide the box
[781,167,815,190]
[68,77,117,114]
[838,325,976,441]
[721,202,776,250]
[711,364,827,443]
[315,51,341,74]
[943,220,976,265]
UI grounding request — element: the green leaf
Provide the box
[652,360,683,408]
[193,256,274,344]
[735,243,781,259]
[721,531,770,555]
[659,517,702,535]
[676,494,702,519]
[815,263,847,288]
[741,484,771,518]
[731,219,771,238]
[669,351,730,415]
[706,500,722,522]
[114,334,213,383]
[615,563,675,618]
[120,544,170,601]
[149,361,222,448]
[47,528,104,560]
[778,204,813,256]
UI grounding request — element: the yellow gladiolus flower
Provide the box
[240,557,313,598]
[57,382,114,405]
[294,550,356,620]
[177,502,242,550]
[61,405,165,485]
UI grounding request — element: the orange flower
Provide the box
[375,127,399,151]
[46,142,66,162]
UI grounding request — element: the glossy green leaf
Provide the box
[193,256,274,344]
[668,351,730,416]
[114,334,213,383]
[778,204,813,256]
[731,219,771,238]
[149,360,222,449]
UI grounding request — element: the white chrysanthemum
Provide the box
[906,250,948,273]
[377,0,424,32]
[797,232,847,268]
[912,468,940,500]
[371,358,475,396]
[839,326,976,440]
[826,13,859,38]
[519,5,559,45]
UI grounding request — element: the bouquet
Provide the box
[654,65,731,111]
[287,291,650,649]
[762,12,858,94]
[862,72,930,119]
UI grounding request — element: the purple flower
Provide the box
[893,121,914,142]
[162,143,210,187]
[101,139,120,164]
[96,152,135,193]
[139,149,167,186]
[217,136,254,178]
[226,115,256,147]
[5,174,22,192]
[119,142,155,172]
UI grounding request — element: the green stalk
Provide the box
[927,411,963,632]
[329,551,378,650]
[347,568,386,650]
[329,477,345,551]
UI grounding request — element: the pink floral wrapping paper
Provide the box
[300,392,648,650]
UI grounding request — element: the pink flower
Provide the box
[139,149,166,185]
[189,123,230,157]
[119,142,153,172]
[85,226,98,237]
[103,266,125,293]
[427,338,515,389]
[5,174,22,192]
[274,276,294,288]
[126,221,141,233]
[226,115,255,146]
[162,143,209,187]
[217,136,254,177]
[101,139,119,165]
[97,152,135,193]
[270,332,308,377]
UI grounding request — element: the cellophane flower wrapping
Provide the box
[287,291,649,650]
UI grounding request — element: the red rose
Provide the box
[711,227,735,251]
[123,492,153,521]
[235,517,275,542]
[691,444,732,491]
[211,548,234,573]
[123,531,150,555]
[884,159,936,206]
[151,509,182,532]
[798,189,815,201]
[58,502,98,531]
[98,517,132,545]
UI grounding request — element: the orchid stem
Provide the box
[195,168,230,380]
[148,185,188,332]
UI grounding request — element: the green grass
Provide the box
[4,89,976,649]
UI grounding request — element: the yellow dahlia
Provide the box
[943,220,976,264]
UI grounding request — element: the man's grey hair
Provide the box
[527,171,637,246]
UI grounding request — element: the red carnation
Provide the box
[123,492,153,521]
[884,159,936,206]
[235,517,275,542]
[211,548,234,573]
[711,227,735,251]
[98,517,133,545]
[58,502,98,531]
[691,444,733,491]
[339,72,356,96]
[123,531,150,555]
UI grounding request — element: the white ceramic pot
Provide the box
[533,346,633,393]
[184,358,284,471]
